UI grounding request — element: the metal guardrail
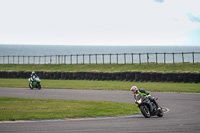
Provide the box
[0,52,200,64]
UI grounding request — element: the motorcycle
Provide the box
[28,77,41,90]
[134,93,163,118]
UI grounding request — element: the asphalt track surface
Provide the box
[0,87,200,133]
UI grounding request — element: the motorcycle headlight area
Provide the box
[137,98,142,104]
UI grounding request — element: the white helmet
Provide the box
[32,71,36,75]
[130,86,138,91]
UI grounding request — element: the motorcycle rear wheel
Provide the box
[140,105,151,118]
[37,83,41,90]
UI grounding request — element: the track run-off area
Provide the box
[0,87,200,133]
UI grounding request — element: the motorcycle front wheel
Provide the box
[140,105,151,118]
[29,83,33,90]
[157,107,163,117]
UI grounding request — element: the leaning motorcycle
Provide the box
[28,77,41,90]
[134,93,163,118]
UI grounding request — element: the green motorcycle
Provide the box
[28,77,41,90]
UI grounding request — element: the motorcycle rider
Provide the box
[130,86,161,110]
[30,71,38,88]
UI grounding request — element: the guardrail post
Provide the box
[95,54,97,64]
[116,53,118,64]
[23,56,24,64]
[164,53,166,64]
[76,54,78,64]
[28,56,29,64]
[33,56,35,64]
[88,54,91,64]
[139,53,141,64]
[155,53,157,64]
[192,52,194,64]
[124,53,126,64]
[18,56,19,64]
[110,54,111,64]
[70,55,72,64]
[64,55,66,64]
[131,53,133,64]
[102,54,104,64]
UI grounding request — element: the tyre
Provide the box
[157,109,163,117]
[29,83,33,90]
[38,83,41,90]
[140,105,151,118]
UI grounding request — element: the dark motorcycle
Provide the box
[135,93,163,118]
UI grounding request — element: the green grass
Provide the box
[0,78,199,93]
[0,63,200,73]
[1,63,198,121]
[0,97,139,121]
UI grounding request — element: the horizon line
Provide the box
[0,44,199,47]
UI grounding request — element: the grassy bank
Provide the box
[0,79,199,93]
[0,63,200,73]
[0,97,139,121]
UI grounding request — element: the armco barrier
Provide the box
[0,71,199,83]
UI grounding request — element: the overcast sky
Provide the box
[0,0,200,46]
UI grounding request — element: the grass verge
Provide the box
[0,63,200,73]
[0,78,199,93]
[0,97,139,121]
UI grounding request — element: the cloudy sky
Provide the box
[0,0,200,46]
